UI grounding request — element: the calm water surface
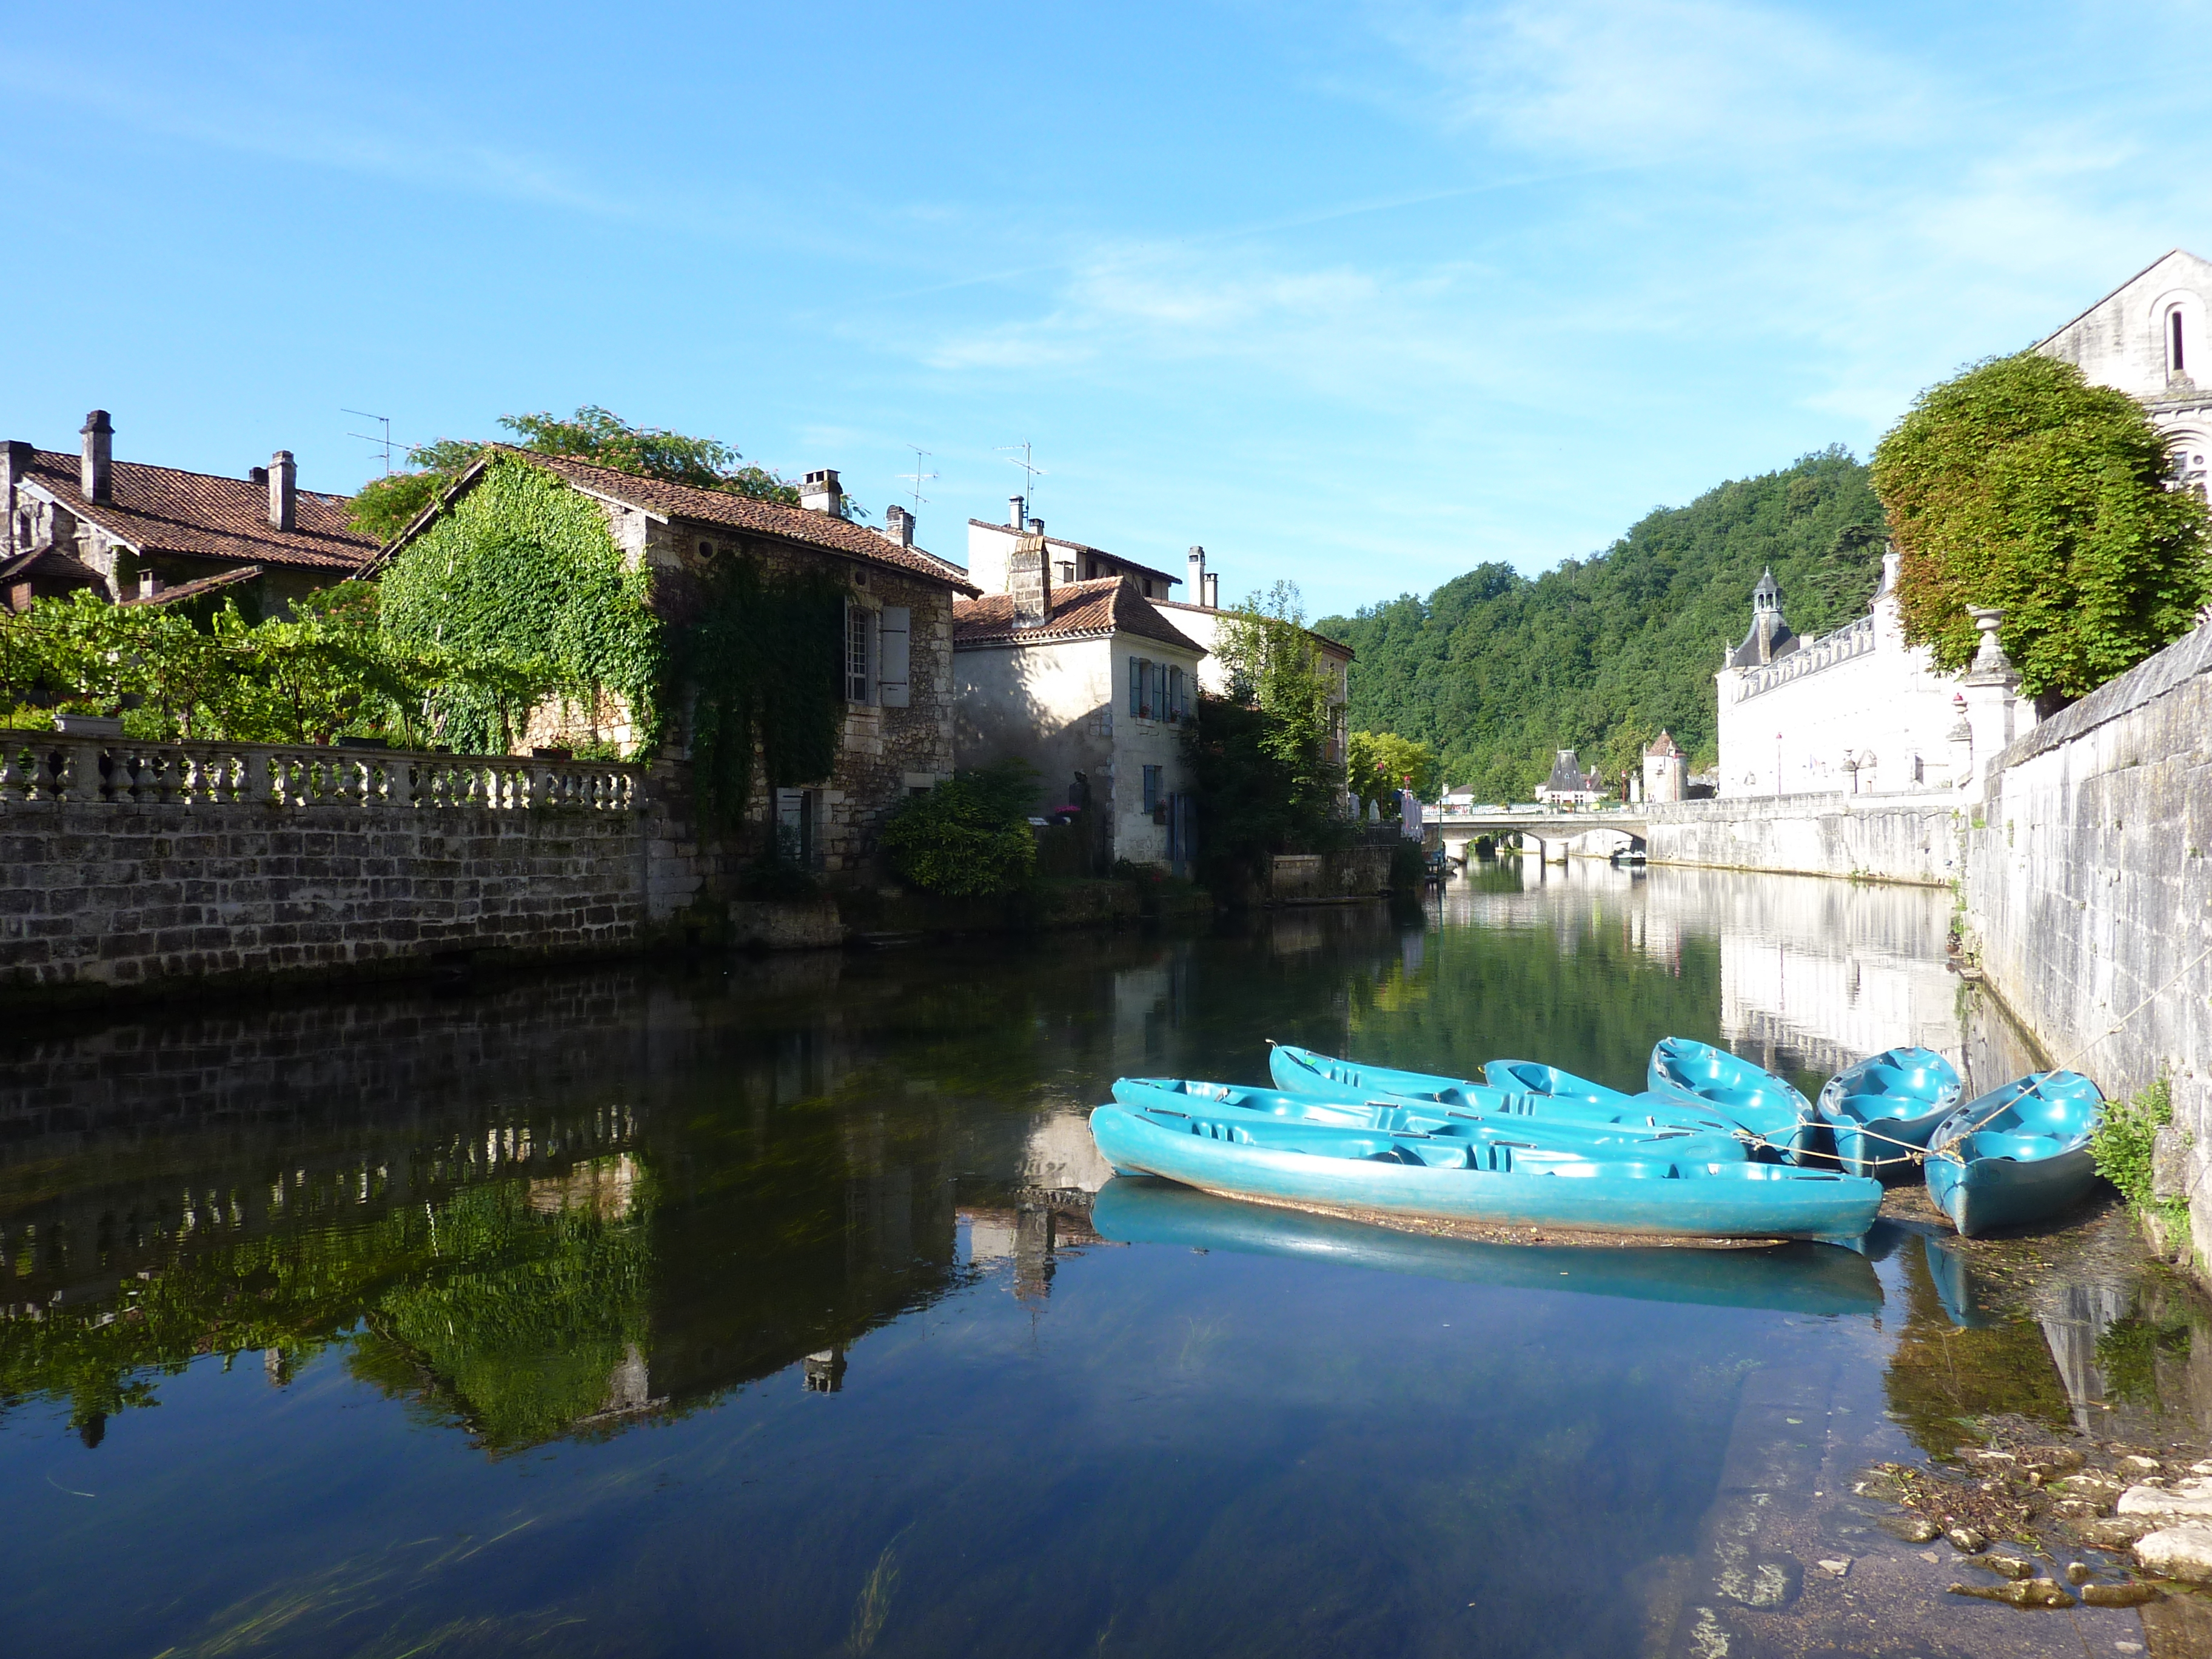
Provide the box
[1,863,2201,1657]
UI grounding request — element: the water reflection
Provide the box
[0,868,2201,1658]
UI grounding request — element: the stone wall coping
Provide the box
[1646,789,1962,823]
[1991,618,2212,777]
[0,729,647,814]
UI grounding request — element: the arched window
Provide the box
[2173,309,2188,374]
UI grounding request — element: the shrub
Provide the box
[880,761,1039,897]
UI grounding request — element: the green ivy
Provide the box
[684,558,847,826]
[2091,1073,2188,1245]
[379,455,665,757]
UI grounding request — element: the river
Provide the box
[2,862,2206,1657]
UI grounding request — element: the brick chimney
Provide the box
[267,450,296,531]
[800,468,844,517]
[1187,545,1207,605]
[882,504,916,548]
[1008,531,1052,626]
[80,410,113,503]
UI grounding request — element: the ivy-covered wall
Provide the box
[380,457,664,757]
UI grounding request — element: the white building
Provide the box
[2037,248,2212,498]
[1714,556,1980,796]
[1535,749,1607,805]
[953,525,1204,874]
[1640,730,1686,803]
[1156,546,1352,771]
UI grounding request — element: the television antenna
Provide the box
[342,409,401,475]
[897,445,937,515]
[997,440,1045,520]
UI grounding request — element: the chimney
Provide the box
[1008,531,1052,626]
[800,469,844,517]
[2,440,30,557]
[882,504,916,548]
[138,570,161,600]
[267,450,296,531]
[1205,571,1219,608]
[80,410,113,503]
[1008,495,1025,529]
[1027,517,1044,536]
[1188,545,1207,604]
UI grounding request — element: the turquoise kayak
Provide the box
[1090,1179,1885,1316]
[1817,1047,1962,1179]
[1114,1077,1750,1164]
[1649,1037,1820,1163]
[1924,1072,2105,1238]
[1483,1059,1747,1139]
[1269,1044,1746,1144]
[1088,1104,1883,1242]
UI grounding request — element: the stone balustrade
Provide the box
[0,731,642,813]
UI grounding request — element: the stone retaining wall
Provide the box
[1646,791,1964,886]
[0,732,714,1002]
[1962,620,2212,1258]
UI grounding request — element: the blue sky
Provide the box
[5,1,2208,616]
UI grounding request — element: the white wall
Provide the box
[1716,569,1966,797]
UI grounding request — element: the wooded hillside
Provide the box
[1314,447,1888,801]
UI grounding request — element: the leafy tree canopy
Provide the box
[1346,731,1440,815]
[1871,352,2211,700]
[1316,449,1887,802]
[349,406,806,543]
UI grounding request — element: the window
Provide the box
[774,788,820,868]
[1130,656,1152,719]
[1142,765,1162,814]
[845,602,872,702]
[1142,580,1154,598]
[1056,560,1074,583]
[2174,310,2188,374]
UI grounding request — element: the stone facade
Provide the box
[1714,554,2006,797]
[1963,617,2212,1259]
[1646,791,1963,886]
[386,452,968,882]
[2037,248,2212,497]
[0,733,715,1000]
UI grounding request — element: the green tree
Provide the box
[1872,352,2211,701]
[1214,581,1343,823]
[1346,731,1440,816]
[879,761,1041,896]
[1316,449,1887,799]
[348,407,808,543]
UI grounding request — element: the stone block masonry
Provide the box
[1962,619,2212,1260]
[0,732,718,1003]
[1646,791,1964,888]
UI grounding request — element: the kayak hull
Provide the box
[1818,1046,1962,1180]
[1924,1071,2106,1237]
[1649,1037,1820,1164]
[1089,1105,1882,1242]
[1090,1178,1885,1316]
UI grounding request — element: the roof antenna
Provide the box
[898,444,937,516]
[997,440,1045,521]
[342,409,398,475]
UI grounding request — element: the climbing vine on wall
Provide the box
[378,456,665,756]
[684,558,846,826]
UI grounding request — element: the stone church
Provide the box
[1715,250,2212,798]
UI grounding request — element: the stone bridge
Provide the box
[1433,809,1649,866]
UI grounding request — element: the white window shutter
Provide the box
[878,606,910,707]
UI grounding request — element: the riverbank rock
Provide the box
[1944,1526,1987,1552]
[2081,1582,2162,1607]
[2067,1516,2156,1548]
[1964,1553,2035,1580]
[1946,1578,2077,1609]
[2135,1525,2212,1584]
[2119,1477,2212,1520]
[1879,1513,1940,1544]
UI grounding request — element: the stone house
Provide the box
[1,410,375,614]
[1640,730,1685,803]
[382,451,976,878]
[952,531,1205,874]
[2037,247,2212,497]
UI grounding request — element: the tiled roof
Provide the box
[953,576,1205,652]
[965,519,1182,588]
[0,544,104,589]
[392,448,977,593]
[18,450,377,572]
[119,564,264,608]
